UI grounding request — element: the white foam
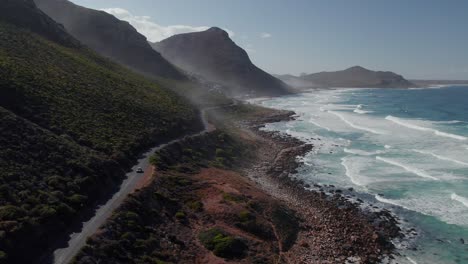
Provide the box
[329,111,385,134]
[377,193,468,226]
[433,120,466,124]
[409,84,453,90]
[341,157,364,186]
[308,118,331,131]
[376,156,439,180]
[353,109,373,114]
[384,145,392,149]
[385,115,467,141]
[406,257,418,264]
[451,193,468,208]
[375,195,415,211]
[353,104,373,114]
[412,149,468,167]
[344,148,384,156]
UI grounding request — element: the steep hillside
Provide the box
[278,66,414,89]
[34,0,186,80]
[0,0,78,47]
[0,1,201,262]
[152,27,291,97]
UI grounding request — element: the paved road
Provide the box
[52,106,220,264]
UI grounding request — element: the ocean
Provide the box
[254,86,468,264]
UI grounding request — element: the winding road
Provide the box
[52,107,219,264]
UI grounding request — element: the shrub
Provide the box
[188,201,203,211]
[222,192,245,203]
[199,228,246,259]
[238,210,253,223]
[175,211,185,219]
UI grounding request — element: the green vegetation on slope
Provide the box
[0,107,123,262]
[0,6,201,263]
[0,22,200,162]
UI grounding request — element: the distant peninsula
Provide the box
[276,66,415,89]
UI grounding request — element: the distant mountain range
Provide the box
[152,27,291,97]
[34,0,186,80]
[276,66,414,89]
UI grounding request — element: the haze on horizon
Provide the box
[71,0,468,80]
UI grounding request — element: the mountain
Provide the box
[0,0,200,262]
[34,0,186,80]
[152,27,291,97]
[278,66,414,89]
[0,0,78,47]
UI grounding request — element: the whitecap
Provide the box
[384,145,392,149]
[385,115,467,141]
[344,148,384,156]
[353,109,373,114]
[353,104,373,114]
[412,149,468,167]
[375,156,439,180]
[451,193,468,208]
[329,111,385,134]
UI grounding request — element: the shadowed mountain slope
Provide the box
[0,1,200,262]
[152,27,291,97]
[34,0,186,80]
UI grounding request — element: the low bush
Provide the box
[199,228,246,259]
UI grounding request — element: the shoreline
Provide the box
[70,104,405,264]
[240,109,402,263]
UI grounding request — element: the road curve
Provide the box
[52,106,221,264]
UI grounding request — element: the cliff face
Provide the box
[152,27,291,97]
[34,0,186,80]
[278,66,414,89]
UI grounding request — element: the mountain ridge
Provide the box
[34,0,186,80]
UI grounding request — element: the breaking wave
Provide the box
[451,193,468,208]
[376,156,439,180]
[353,104,373,114]
[329,111,385,134]
[341,157,364,186]
[344,148,384,156]
[385,116,467,141]
[412,149,468,167]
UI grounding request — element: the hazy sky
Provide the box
[71,0,468,79]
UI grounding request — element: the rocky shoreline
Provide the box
[239,109,403,263]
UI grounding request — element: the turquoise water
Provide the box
[255,86,468,264]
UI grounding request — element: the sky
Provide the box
[71,0,468,80]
